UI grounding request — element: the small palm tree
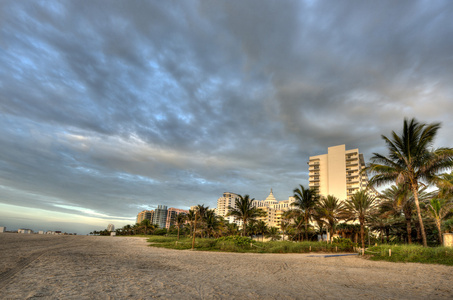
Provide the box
[255,220,268,241]
[266,227,281,241]
[175,213,186,240]
[436,171,453,199]
[343,190,377,250]
[140,219,152,235]
[227,195,266,237]
[367,118,453,247]
[427,198,453,244]
[292,185,320,241]
[283,209,306,241]
[317,195,344,242]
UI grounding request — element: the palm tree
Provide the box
[283,209,306,241]
[292,185,320,241]
[317,195,344,242]
[175,213,186,240]
[140,219,153,235]
[379,185,434,244]
[191,205,209,250]
[427,197,453,245]
[205,210,221,238]
[280,220,290,241]
[379,185,415,244]
[366,118,453,247]
[343,190,377,250]
[225,222,239,236]
[227,194,266,237]
[266,227,281,241]
[436,171,453,199]
[255,220,268,241]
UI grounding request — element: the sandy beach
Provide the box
[0,234,451,299]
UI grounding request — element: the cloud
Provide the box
[0,0,452,233]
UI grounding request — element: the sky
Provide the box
[1,0,452,234]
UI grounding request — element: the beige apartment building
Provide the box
[308,145,369,200]
[136,210,154,224]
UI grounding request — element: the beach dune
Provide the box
[0,234,451,299]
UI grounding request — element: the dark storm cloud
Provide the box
[1,0,452,232]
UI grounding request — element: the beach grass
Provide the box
[365,244,453,266]
[147,235,356,253]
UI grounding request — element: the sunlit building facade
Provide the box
[308,144,369,200]
[165,208,189,229]
[136,210,154,224]
[215,190,295,229]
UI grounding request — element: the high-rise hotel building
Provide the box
[216,192,242,226]
[136,210,154,224]
[308,144,369,200]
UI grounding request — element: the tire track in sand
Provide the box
[0,240,78,290]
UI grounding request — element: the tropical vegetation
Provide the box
[89,118,453,264]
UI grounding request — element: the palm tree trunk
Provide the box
[436,218,443,245]
[411,183,428,247]
[305,212,309,241]
[360,218,365,250]
[192,213,197,250]
[177,226,180,240]
[243,218,247,237]
[405,217,412,244]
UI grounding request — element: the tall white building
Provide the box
[216,192,242,226]
[107,224,115,232]
[308,144,369,200]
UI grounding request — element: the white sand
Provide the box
[0,234,451,299]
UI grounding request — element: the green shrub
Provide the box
[332,237,357,251]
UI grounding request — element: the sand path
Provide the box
[0,234,451,299]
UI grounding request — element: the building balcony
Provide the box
[309,178,320,182]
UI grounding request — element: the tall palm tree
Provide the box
[317,195,344,242]
[366,118,453,247]
[205,210,221,238]
[175,213,186,240]
[227,194,266,237]
[292,185,320,241]
[192,204,209,249]
[343,190,377,250]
